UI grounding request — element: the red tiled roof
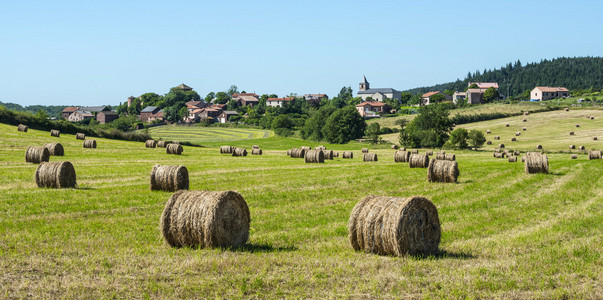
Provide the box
[534,86,569,92]
[422,91,441,98]
[356,101,387,107]
[468,82,499,89]
[467,88,488,93]
[62,106,79,112]
[267,97,295,101]
[232,93,259,97]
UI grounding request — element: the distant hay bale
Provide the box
[391,145,399,150]
[536,144,542,149]
[575,124,580,127]
[394,150,410,163]
[493,152,505,158]
[515,132,521,136]
[286,149,291,156]
[145,140,157,148]
[232,148,247,157]
[486,129,491,134]
[166,143,183,155]
[347,195,440,256]
[252,145,260,149]
[300,146,311,151]
[505,124,509,127]
[322,150,334,160]
[494,149,501,153]
[525,152,549,174]
[508,156,517,162]
[76,133,85,140]
[435,151,446,160]
[427,159,459,183]
[494,136,500,140]
[569,145,575,150]
[499,143,505,148]
[44,143,64,156]
[305,150,325,163]
[411,149,419,154]
[50,129,60,137]
[290,148,306,158]
[514,150,520,156]
[486,141,492,145]
[17,124,28,132]
[444,153,455,161]
[157,141,168,148]
[220,145,234,154]
[524,112,529,115]
[511,138,517,142]
[569,132,574,135]
[161,190,250,249]
[408,154,429,168]
[35,161,76,188]
[591,116,595,120]
[578,146,585,151]
[334,152,339,158]
[172,141,180,145]
[83,140,97,148]
[571,154,577,159]
[426,150,433,156]
[150,165,189,192]
[594,137,598,141]
[25,147,50,163]
[363,153,377,162]
[521,156,525,162]
[251,148,263,155]
[522,119,527,122]
[361,148,369,153]
[564,108,569,111]
[588,150,602,160]
[342,151,353,159]
[315,145,326,150]
[522,127,527,131]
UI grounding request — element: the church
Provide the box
[356,76,402,101]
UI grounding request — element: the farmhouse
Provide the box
[61,106,79,119]
[468,82,499,89]
[357,76,401,101]
[531,86,569,101]
[303,94,328,105]
[422,91,451,105]
[466,88,488,104]
[355,101,390,118]
[452,91,466,104]
[96,111,118,124]
[232,93,260,107]
[217,111,239,123]
[266,97,295,107]
[67,110,94,122]
[140,106,164,122]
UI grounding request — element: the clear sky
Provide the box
[1,0,602,106]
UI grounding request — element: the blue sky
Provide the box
[1,0,602,106]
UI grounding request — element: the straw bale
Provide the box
[220,145,234,154]
[145,140,157,148]
[514,150,520,156]
[486,129,490,134]
[571,154,577,159]
[361,148,369,153]
[322,150,334,160]
[594,137,598,141]
[536,144,542,149]
[569,145,575,150]
[25,147,50,163]
[76,133,85,140]
[521,156,525,162]
[427,159,459,183]
[486,141,492,145]
[426,150,433,156]
[494,136,500,140]
[408,154,429,168]
[166,143,183,155]
[150,165,189,192]
[290,148,306,158]
[578,145,585,151]
[17,124,28,132]
[522,119,527,122]
[50,129,60,137]
[524,152,549,174]
[508,156,517,162]
[511,138,517,142]
[44,143,64,156]
[305,150,325,163]
[83,140,97,148]
[505,124,509,127]
[435,151,446,160]
[575,124,580,127]
[252,145,260,149]
[522,127,527,131]
[157,141,168,148]
[35,161,76,188]
[588,150,602,160]
[363,153,377,162]
[391,145,399,150]
[499,143,505,148]
[564,108,569,111]
[232,148,247,157]
[394,150,410,163]
[569,132,574,135]
[493,152,505,158]
[444,153,455,161]
[342,151,353,159]
[251,148,263,155]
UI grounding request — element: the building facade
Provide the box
[357,76,401,101]
[531,86,569,101]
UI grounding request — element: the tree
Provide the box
[227,85,239,96]
[226,99,239,110]
[482,87,500,103]
[400,92,413,105]
[139,93,162,107]
[465,83,478,91]
[205,92,215,103]
[365,122,381,144]
[429,94,447,103]
[447,128,469,149]
[409,94,422,105]
[337,86,353,101]
[214,92,230,104]
[162,106,180,123]
[300,106,336,141]
[468,130,486,149]
[322,106,366,144]
[398,104,454,148]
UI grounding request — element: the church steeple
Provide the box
[359,75,369,91]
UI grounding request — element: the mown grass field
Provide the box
[0,121,601,298]
[148,125,273,144]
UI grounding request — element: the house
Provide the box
[452,91,466,104]
[140,106,164,122]
[61,106,79,119]
[355,101,390,118]
[232,93,260,107]
[176,83,193,91]
[468,82,499,89]
[184,108,204,123]
[96,111,118,124]
[217,111,239,123]
[531,86,569,101]
[303,94,328,105]
[185,100,208,109]
[357,76,402,101]
[266,97,295,107]
[199,108,222,122]
[81,106,110,115]
[67,110,94,122]
[466,88,488,104]
[421,91,451,105]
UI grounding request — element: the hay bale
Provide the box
[44,143,64,156]
[361,148,369,153]
[290,148,306,158]
[578,145,585,151]
[565,108,569,111]
[511,138,517,142]
[342,151,353,159]
[514,150,520,156]
[150,165,189,192]
[508,156,517,162]
[157,141,168,148]
[411,149,419,154]
[145,140,157,148]
[594,137,598,141]
[408,154,429,168]
[435,151,446,160]
[575,124,580,127]
[524,112,529,115]
[524,152,549,174]
[591,116,595,120]
[363,153,377,162]
[569,132,575,136]
[494,149,501,153]
[161,190,250,248]
[569,145,575,150]
[322,150,334,160]
[522,127,527,131]
[305,150,325,163]
[444,153,455,161]
[522,119,527,122]
[515,132,521,136]
[427,159,459,183]
[251,148,263,155]
[391,145,399,150]
[286,149,291,156]
[521,156,525,162]
[334,152,339,158]
[499,143,505,148]
[537,144,542,149]
[426,150,433,156]
[571,154,578,159]
[83,140,97,148]
[172,141,180,145]
[220,145,234,154]
[17,124,28,132]
[300,146,311,151]
[486,141,492,145]
[232,148,247,157]
[347,195,440,256]
[505,124,509,127]
[588,150,602,160]
[252,145,260,149]
[315,145,326,151]
[493,152,505,158]
[50,129,60,137]
[76,133,85,140]
[486,129,491,134]
[166,143,183,155]
[494,136,500,140]
[25,147,50,163]
[35,161,76,188]
[394,150,410,163]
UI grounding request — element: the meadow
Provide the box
[147,125,272,144]
[0,120,601,298]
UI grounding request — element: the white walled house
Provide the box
[531,86,569,101]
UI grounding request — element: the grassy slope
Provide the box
[147,125,273,144]
[0,123,601,298]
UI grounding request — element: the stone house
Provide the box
[68,110,94,122]
[96,111,118,124]
[421,91,451,105]
[531,86,569,101]
[355,101,390,118]
[266,97,295,107]
[217,111,239,123]
[140,106,164,122]
[232,93,260,107]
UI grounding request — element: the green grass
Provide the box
[147,125,273,144]
[0,122,601,298]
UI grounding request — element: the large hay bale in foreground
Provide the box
[220,145,234,154]
[83,140,97,148]
[35,161,76,188]
[427,159,459,183]
[525,152,549,174]
[305,150,325,163]
[17,124,28,132]
[50,129,60,137]
[589,150,602,160]
[322,150,334,160]
[145,140,157,148]
[571,154,578,159]
[161,190,250,248]
[363,153,377,162]
[157,141,168,148]
[435,151,446,160]
[232,148,247,157]
[508,156,517,162]
[409,154,429,168]
[444,153,455,161]
[150,165,189,192]
[394,150,410,163]
[391,145,399,150]
[76,133,85,140]
[342,151,353,159]
[348,195,440,256]
[25,147,50,164]
[361,148,369,153]
[44,143,64,156]
[251,148,263,155]
[166,143,183,155]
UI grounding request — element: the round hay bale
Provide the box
[17,124,28,132]
[150,165,189,192]
[172,141,180,145]
[522,127,527,131]
[394,150,410,163]
[145,140,157,148]
[536,144,542,149]
[391,145,399,150]
[35,161,76,188]
[444,153,455,161]
[252,145,260,149]
[408,154,429,168]
[578,145,585,151]
[334,152,339,158]
[571,154,577,159]
[161,190,250,249]
[522,119,527,122]
[514,150,520,156]
[511,138,517,142]
[499,143,505,148]
[290,148,306,158]
[50,129,60,137]
[508,156,517,162]
[44,143,64,156]
[524,112,529,115]
[232,148,247,157]
[486,141,492,145]
[569,145,575,150]
[347,195,440,256]
[494,136,500,140]
[525,152,549,174]
[342,151,353,159]
[286,149,291,156]
[83,140,97,148]
[505,124,509,127]
[594,137,598,141]
[515,132,521,136]
[300,146,311,151]
[305,150,325,163]
[569,132,574,136]
[486,129,491,134]
[411,149,419,154]
[494,149,501,153]
[591,116,595,120]
[251,148,262,155]
[493,152,505,158]
[25,147,50,163]
[361,148,369,153]
[76,133,85,140]
[427,159,459,183]
[166,143,183,155]
[521,156,525,162]
[575,124,580,127]
[157,141,168,148]
[363,153,377,162]
[220,145,234,154]
[435,151,446,160]
[564,108,569,111]
[588,150,602,160]
[426,150,433,156]
[314,145,326,151]
[322,150,334,160]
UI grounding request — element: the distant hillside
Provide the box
[0,101,67,119]
[405,56,603,97]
